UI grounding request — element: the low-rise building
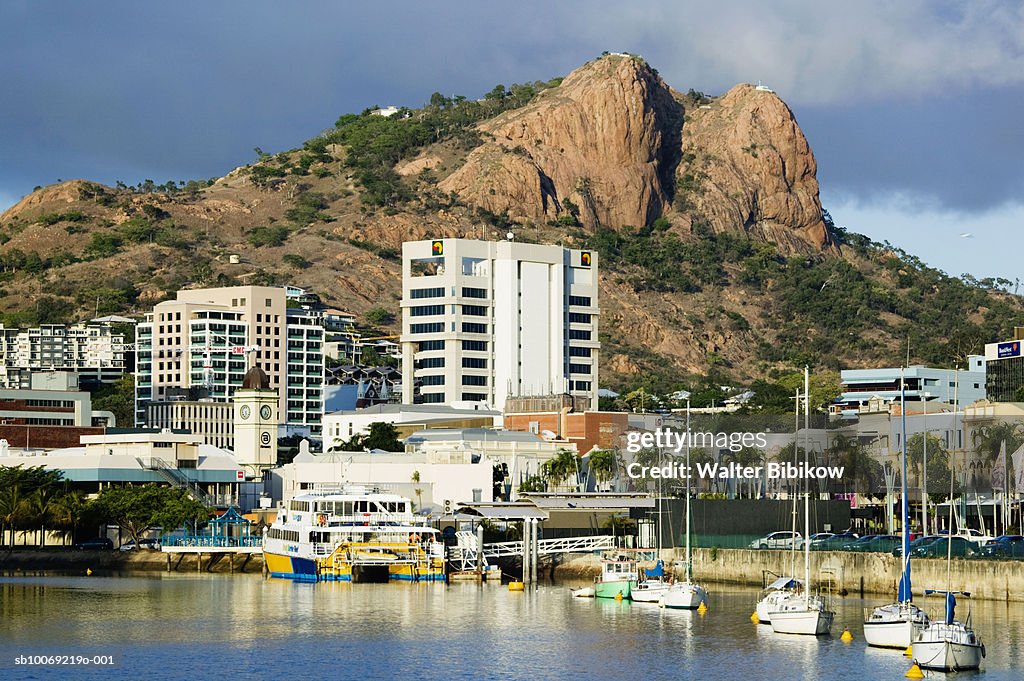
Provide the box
[836,360,985,412]
[323,403,502,446]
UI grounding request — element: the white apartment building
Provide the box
[135,286,323,436]
[0,323,126,389]
[400,239,599,411]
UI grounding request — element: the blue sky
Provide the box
[2,1,1022,279]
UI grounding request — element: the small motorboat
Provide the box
[570,586,595,598]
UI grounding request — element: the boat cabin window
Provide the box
[289,500,311,512]
[355,501,369,513]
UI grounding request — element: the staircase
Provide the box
[139,457,214,506]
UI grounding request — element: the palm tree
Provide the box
[0,484,27,549]
[410,470,423,512]
[724,446,764,498]
[587,449,617,491]
[542,449,579,492]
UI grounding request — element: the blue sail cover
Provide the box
[897,560,912,602]
[645,560,665,578]
[945,592,957,625]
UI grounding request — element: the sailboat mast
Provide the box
[900,368,910,595]
[804,366,811,605]
[947,369,958,594]
[685,400,692,581]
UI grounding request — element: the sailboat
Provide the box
[913,368,985,671]
[659,401,708,610]
[755,388,804,624]
[864,368,930,648]
[769,368,835,636]
[633,444,671,603]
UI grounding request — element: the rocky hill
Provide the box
[1,54,1020,398]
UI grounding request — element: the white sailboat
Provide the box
[659,401,708,610]
[634,444,671,603]
[754,388,803,624]
[864,369,930,648]
[913,369,985,672]
[769,368,835,636]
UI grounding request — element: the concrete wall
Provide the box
[687,548,1024,603]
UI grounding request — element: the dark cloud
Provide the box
[1,1,1022,219]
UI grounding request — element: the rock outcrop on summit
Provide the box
[442,55,830,255]
[441,55,682,232]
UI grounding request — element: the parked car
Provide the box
[811,532,860,551]
[119,538,161,551]
[846,534,900,553]
[980,535,1024,558]
[749,531,803,550]
[75,537,114,550]
[893,535,942,557]
[912,536,979,558]
[840,535,881,552]
[938,528,994,544]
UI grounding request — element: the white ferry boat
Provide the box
[263,488,445,583]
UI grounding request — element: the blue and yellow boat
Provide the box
[264,488,445,583]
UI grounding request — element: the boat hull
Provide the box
[864,619,926,649]
[631,581,670,603]
[265,550,444,583]
[913,640,984,671]
[594,579,634,600]
[769,608,834,636]
[658,583,707,609]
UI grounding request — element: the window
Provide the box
[419,340,445,351]
[265,298,273,307]
[569,295,592,307]
[569,329,592,340]
[569,346,592,357]
[462,340,488,351]
[418,357,445,369]
[462,322,487,334]
[572,380,592,391]
[411,305,445,317]
[462,287,487,299]
[462,357,487,369]
[420,375,445,385]
[411,287,445,299]
[462,375,487,386]
[420,393,445,403]
[462,305,488,316]
[462,393,487,401]
[410,323,444,334]
[568,312,591,324]
[569,363,591,375]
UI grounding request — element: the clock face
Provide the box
[239,405,251,420]
[260,405,273,420]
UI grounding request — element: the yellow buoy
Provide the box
[905,663,924,679]
[904,645,913,657]
[508,581,524,591]
[840,628,853,642]
[614,592,624,601]
[86,568,92,576]
[750,611,760,624]
[697,602,708,614]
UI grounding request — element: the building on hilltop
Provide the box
[834,358,986,414]
[399,238,599,411]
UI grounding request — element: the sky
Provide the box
[1,1,1022,280]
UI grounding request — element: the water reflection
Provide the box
[0,575,1020,680]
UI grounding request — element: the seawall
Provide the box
[0,550,265,574]
[555,548,1024,603]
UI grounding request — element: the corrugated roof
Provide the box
[456,502,548,520]
[523,493,655,510]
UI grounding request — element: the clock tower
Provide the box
[234,365,278,472]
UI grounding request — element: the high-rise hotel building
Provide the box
[400,239,599,411]
[135,286,323,437]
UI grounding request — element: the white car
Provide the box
[749,531,803,550]
[119,538,161,551]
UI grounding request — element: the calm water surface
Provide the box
[1,572,1022,680]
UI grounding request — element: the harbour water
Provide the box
[2,573,1022,680]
